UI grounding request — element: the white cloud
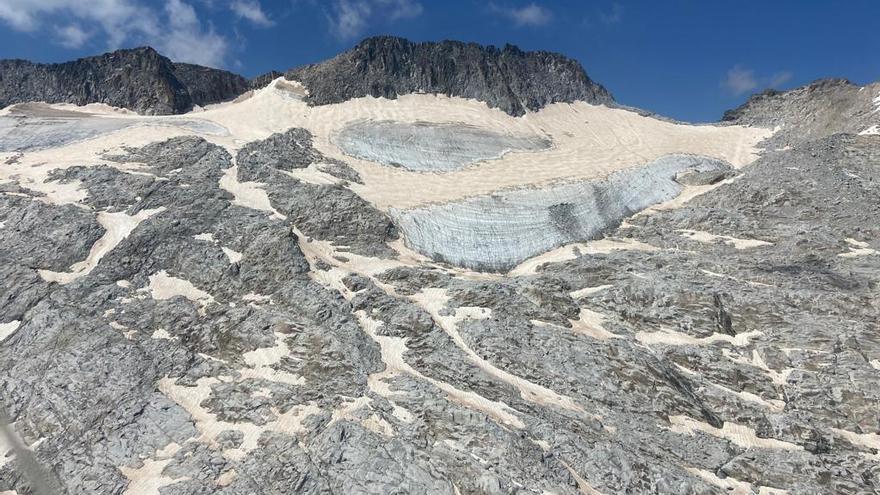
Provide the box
[328,0,371,39]
[722,65,793,96]
[722,65,758,96]
[230,0,273,27]
[326,0,423,40]
[55,23,90,48]
[490,2,552,27]
[0,0,230,67]
[159,0,228,67]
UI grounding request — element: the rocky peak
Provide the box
[286,36,613,116]
[721,77,878,147]
[0,47,247,115]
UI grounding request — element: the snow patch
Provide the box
[686,467,789,494]
[159,376,320,461]
[39,208,165,284]
[510,237,658,276]
[412,288,585,413]
[219,165,285,219]
[669,415,802,451]
[193,233,216,242]
[0,320,21,343]
[677,229,772,249]
[355,311,524,429]
[636,327,762,347]
[221,247,243,263]
[148,271,215,307]
[839,238,878,257]
[119,443,184,495]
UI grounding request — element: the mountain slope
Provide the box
[286,36,613,116]
[722,78,880,146]
[1,39,880,495]
[0,47,247,115]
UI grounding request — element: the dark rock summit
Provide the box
[169,62,248,108]
[0,47,246,115]
[0,37,613,117]
[286,36,614,116]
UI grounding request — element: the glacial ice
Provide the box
[392,154,732,272]
[0,107,227,152]
[333,120,551,172]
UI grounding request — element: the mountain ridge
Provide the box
[284,35,614,116]
[0,46,247,115]
[0,37,614,117]
[0,37,875,124]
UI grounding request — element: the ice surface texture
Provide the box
[333,120,551,172]
[0,113,227,152]
[392,154,731,271]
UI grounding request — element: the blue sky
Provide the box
[1,0,878,122]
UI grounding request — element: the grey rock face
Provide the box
[236,128,399,257]
[170,62,249,108]
[392,155,732,271]
[721,78,880,147]
[334,120,551,172]
[287,36,614,116]
[248,70,285,90]
[237,128,326,173]
[0,47,246,115]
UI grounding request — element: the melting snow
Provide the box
[39,208,165,284]
[0,320,21,343]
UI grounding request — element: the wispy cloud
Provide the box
[722,65,758,96]
[230,0,274,27]
[328,0,371,39]
[722,65,793,96]
[598,2,623,24]
[54,23,91,48]
[326,0,423,40]
[378,0,423,21]
[768,71,793,88]
[489,2,553,27]
[0,0,231,67]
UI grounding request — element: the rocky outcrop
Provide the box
[170,62,248,108]
[248,70,284,90]
[721,78,880,146]
[286,36,613,116]
[0,47,247,114]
